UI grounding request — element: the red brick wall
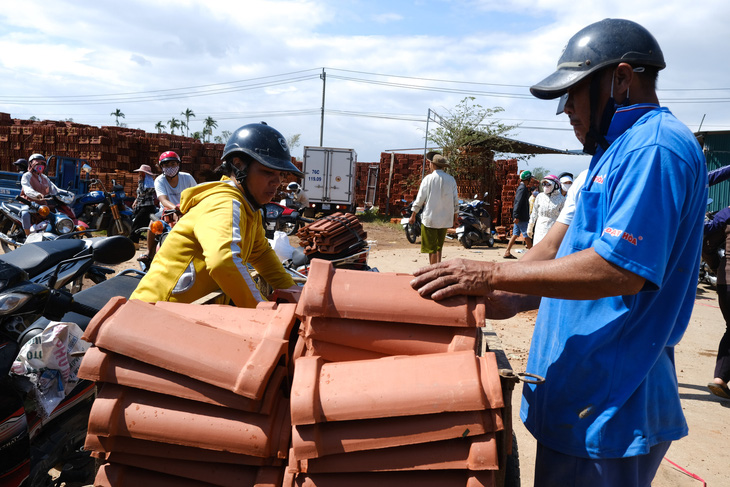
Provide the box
[353,152,520,227]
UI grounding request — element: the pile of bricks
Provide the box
[296,212,367,255]
[352,152,520,228]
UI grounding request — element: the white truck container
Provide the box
[301,146,357,214]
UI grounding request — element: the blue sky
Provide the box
[0,0,728,177]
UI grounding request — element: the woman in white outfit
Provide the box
[528,174,565,245]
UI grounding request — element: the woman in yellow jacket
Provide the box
[131,122,302,308]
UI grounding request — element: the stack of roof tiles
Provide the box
[76,260,509,486]
[283,259,505,486]
[78,298,300,487]
[295,213,367,255]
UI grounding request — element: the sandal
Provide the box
[503,253,517,259]
[707,382,730,399]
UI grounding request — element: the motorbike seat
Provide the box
[19,271,144,348]
[0,239,87,278]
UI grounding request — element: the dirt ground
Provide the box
[358,221,729,487]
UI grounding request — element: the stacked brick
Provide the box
[78,298,297,487]
[0,113,224,196]
[495,159,520,228]
[284,260,508,486]
[295,212,367,255]
[352,152,519,228]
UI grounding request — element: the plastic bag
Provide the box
[10,322,90,417]
[271,230,295,262]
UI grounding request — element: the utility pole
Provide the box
[423,109,445,178]
[319,68,326,146]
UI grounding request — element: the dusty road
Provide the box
[361,221,729,487]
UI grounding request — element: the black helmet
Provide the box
[13,158,28,171]
[530,19,665,100]
[222,122,303,177]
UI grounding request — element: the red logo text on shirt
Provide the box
[593,175,605,184]
[603,227,639,246]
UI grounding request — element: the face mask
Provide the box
[561,183,572,192]
[542,185,552,194]
[163,165,179,178]
[598,70,632,141]
[34,164,45,174]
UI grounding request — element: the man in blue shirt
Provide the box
[410,19,706,486]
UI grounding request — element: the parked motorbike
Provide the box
[72,179,133,237]
[0,194,85,253]
[0,236,139,487]
[399,199,422,244]
[456,193,495,249]
[263,201,314,239]
[134,207,181,272]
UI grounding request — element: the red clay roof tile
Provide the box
[290,352,504,425]
[85,434,277,466]
[291,409,503,461]
[82,299,293,400]
[88,384,291,458]
[302,338,386,362]
[79,347,286,414]
[291,433,498,473]
[94,463,220,487]
[301,315,478,356]
[282,469,495,487]
[295,260,485,327]
[98,453,283,487]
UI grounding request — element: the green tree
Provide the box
[203,117,218,142]
[427,97,528,182]
[287,133,301,151]
[28,116,38,121]
[167,117,181,135]
[529,166,550,181]
[181,109,195,137]
[191,131,205,142]
[111,108,125,126]
[155,121,165,133]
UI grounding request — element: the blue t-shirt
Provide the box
[520,105,707,459]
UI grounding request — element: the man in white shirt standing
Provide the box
[409,153,459,264]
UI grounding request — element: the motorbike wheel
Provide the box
[0,216,24,254]
[405,223,418,244]
[107,216,133,237]
[486,234,495,247]
[459,235,472,249]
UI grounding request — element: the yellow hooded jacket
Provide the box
[130,179,294,307]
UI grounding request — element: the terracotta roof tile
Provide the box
[82,299,294,400]
[85,434,277,466]
[290,352,503,425]
[79,347,287,414]
[302,338,386,362]
[301,316,478,356]
[94,463,220,487]
[291,409,503,461]
[295,260,485,327]
[97,453,284,487]
[88,384,291,458]
[291,433,498,473]
[282,469,495,487]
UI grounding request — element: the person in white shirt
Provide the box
[409,153,459,264]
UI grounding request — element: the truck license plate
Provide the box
[322,204,330,210]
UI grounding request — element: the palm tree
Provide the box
[155,121,165,133]
[181,109,195,137]
[167,117,180,135]
[203,117,218,142]
[111,109,125,126]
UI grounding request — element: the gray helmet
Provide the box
[222,122,303,177]
[530,19,665,100]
